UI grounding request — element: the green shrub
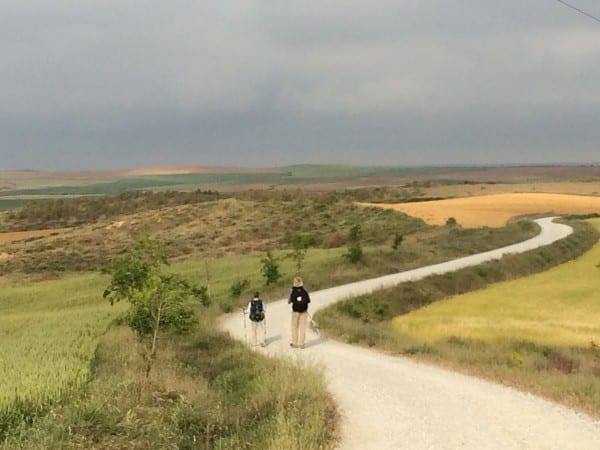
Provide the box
[230,279,250,298]
[260,250,281,285]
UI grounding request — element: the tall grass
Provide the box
[1,317,337,449]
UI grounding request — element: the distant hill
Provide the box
[0,164,599,209]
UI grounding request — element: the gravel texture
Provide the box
[219,217,600,449]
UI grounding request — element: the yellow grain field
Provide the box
[369,193,600,227]
[391,218,600,348]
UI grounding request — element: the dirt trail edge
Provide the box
[219,217,600,449]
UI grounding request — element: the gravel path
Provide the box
[219,217,600,449]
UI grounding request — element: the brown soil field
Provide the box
[0,166,277,190]
[0,228,67,244]
[369,193,600,228]
[119,165,276,176]
[415,181,600,199]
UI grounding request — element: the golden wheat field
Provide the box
[371,193,600,227]
[391,218,600,347]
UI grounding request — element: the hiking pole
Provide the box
[308,312,320,335]
[263,315,267,347]
[242,308,248,344]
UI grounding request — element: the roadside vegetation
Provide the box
[316,218,600,417]
[2,312,336,450]
[1,244,349,448]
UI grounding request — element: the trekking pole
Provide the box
[263,315,267,346]
[308,312,320,335]
[242,308,247,343]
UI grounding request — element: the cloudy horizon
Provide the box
[2,1,599,171]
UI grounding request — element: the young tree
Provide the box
[103,238,209,376]
[261,250,281,285]
[230,279,250,298]
[287,233,316,271]
[343,224,363,264]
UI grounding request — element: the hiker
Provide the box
[245,291,266,347]
[288,276,311,349]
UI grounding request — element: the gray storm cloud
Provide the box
[1,1,599,170]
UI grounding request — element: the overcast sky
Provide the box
[2,1,599,171]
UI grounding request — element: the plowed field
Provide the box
[0,229,65,244]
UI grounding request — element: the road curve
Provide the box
[219,217,600,449]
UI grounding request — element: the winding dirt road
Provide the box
[219,217,600,449]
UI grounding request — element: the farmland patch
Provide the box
[371,193,600,227]
[0,229,66,244]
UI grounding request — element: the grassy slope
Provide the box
[0,198,429,276]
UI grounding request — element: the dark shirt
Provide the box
[289,286,311,312]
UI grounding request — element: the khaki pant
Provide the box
[290,311,308,347]
[250,320,266,346]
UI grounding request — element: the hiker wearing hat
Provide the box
[288,276,311,349]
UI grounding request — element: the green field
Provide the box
[0,200,30,212]
[0,165,478,201]
[0,274,125,431]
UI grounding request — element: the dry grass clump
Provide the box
[371,193,600,227]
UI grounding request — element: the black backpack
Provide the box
[249,300,265,322]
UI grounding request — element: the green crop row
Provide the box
[0,275,125,436]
